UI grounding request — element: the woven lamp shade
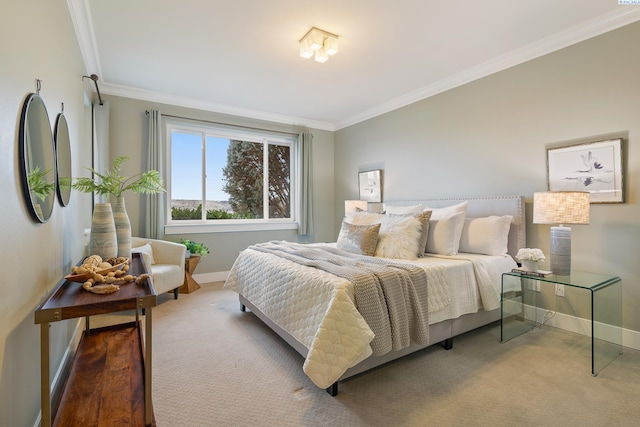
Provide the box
[533,191,590,276]
[345,200,368,214]
[533,192,590,225]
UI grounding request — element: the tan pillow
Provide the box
[336,221,381,256]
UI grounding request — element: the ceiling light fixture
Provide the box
[299,27,339,63]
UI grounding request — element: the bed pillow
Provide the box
[459,215,513,255]
[374,213,429,259]
[336,221,381,256]
[425,201,468,220]
[132,243,155,265]
[425,211,466,256]
[383,203,423,215]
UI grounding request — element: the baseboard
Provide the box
[193,270,229,284]
[528,306,640,351]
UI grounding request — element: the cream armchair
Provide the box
[131,237,186,299]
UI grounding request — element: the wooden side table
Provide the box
[179,255,201,293]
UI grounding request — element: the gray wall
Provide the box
[2,3,638,424]
[104,95,336,275]
[335,22,640,333]
[0,1,93,425]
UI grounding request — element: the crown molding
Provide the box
[101,82,336,131]
[335,7,640,130]
[67,0,102,76]
[67,2,640,132]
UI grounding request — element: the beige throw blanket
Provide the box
[249,241,430,356]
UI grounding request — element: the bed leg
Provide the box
[443,338,453,350]
[326,382,338,396]
[240,303,246,312]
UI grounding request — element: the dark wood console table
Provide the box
[35,253,157,426]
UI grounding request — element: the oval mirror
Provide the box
[19,93,56,223]
[54,111,72,206]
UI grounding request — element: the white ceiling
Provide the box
[70,0,640,130]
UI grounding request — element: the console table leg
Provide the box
[40,323,51,427]
[145,309,153,426]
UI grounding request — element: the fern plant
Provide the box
[72,155,165,197]
[27,166,56,201]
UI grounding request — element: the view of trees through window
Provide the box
[169,125,292,222]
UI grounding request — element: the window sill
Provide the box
[164,220,299,234]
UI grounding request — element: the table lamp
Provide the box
[533,191,590,276]
[344,200,368,214]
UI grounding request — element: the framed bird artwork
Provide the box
[546,137,623,203]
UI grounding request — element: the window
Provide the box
[165,120,298,233]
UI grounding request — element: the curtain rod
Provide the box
[82,74,104,105]
[146,110,301,136]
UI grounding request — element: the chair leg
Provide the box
[173,288,179,299]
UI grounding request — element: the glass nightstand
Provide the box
[501,270,622,376]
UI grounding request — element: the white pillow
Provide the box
[383,203,423,215]
[426,211,466,256]
[132,243,155,265]
[459,215,513,255]
[425,201,468,219]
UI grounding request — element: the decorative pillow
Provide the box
[132,243,155,265]
[346,210,431,259]
[383,203,423,215]
[345,211,384,226]
[374,214,425,259]
[426,211,466,255]
[336,221,381,256]
[459,215,513,255]
[415,210,432,256]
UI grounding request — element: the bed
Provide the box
[224,196,525,395]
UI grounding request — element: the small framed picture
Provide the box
[547,138,623,203]
[358,169,382,202]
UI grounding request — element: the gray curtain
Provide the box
[92,101,110,204]
[297,132,313,236]
[145,110,164,239]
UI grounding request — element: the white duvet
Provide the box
[224,245,516,388]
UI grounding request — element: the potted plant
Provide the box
[179,239,210,258]
[72,156,165,258]
[72,155,165,197]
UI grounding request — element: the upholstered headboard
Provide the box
[382,196,526,261]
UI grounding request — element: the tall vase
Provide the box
[113,196,132,259]
[89,203,118,259]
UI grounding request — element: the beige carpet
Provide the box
[148,282,640,426]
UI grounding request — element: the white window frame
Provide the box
[163,119,299,235]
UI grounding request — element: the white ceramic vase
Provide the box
[113,196,132,259]
[89,203,118,259]
[522,260,538,272]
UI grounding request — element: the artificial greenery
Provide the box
[72,155,165,197]
[27,167,55,201]
[179,239,210,256]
